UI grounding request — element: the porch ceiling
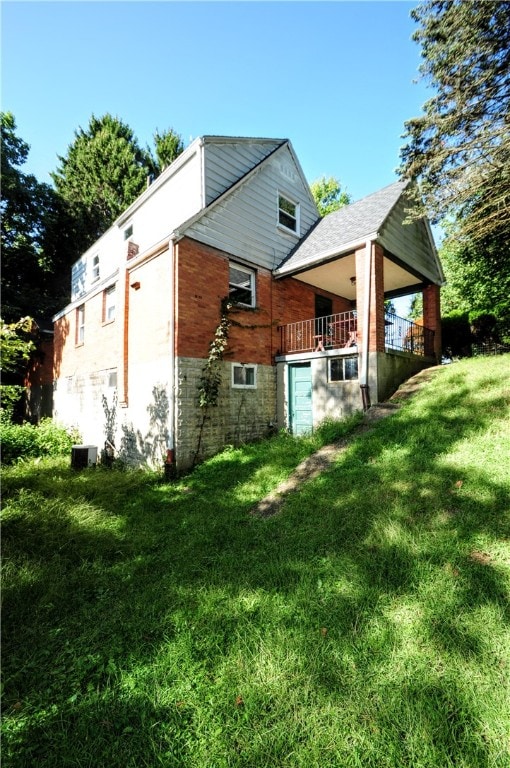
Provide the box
[291,253,423,301]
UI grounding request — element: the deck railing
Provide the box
[278,311,358,354]
[277,310,433,357]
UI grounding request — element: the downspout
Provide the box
[360,239,372,411]
[165,237,177,477]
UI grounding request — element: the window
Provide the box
[91,254,100,282]
[76,305,85,345]
[232,363,257,388]
[229,262,255,307]
[123,224,133,240]
[329,355,358,382]
[278,193,299,233]
[107,370,117,389]
[103,284,116,322]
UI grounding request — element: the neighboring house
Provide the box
[52,136,444,471]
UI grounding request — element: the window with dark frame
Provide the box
[278,194,299,233]
[329,355,358,382]
[229,262,255,307]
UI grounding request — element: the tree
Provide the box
[1,112,58,322]
[399,1,510,245]
[310,176,350,217]
[51,114,154,249]
[0,316,36,419]
[153,127,184,171]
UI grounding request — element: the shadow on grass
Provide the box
[2,358,509,767]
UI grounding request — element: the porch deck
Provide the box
[278,311,434,357]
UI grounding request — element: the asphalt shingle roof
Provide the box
[276,180,408,275]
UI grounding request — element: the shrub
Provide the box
[0,419,81,464]
[441,311,472,358]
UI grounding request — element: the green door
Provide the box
[289,363,313,435]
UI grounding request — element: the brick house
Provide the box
[52,136,444,471]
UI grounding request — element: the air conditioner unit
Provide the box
[71,444,98,469]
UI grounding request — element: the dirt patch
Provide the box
[250,366,443,518]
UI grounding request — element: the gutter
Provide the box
[360,238,372,411]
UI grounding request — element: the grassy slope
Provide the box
[2,355,509,768]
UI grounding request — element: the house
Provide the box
[52,136,444,471]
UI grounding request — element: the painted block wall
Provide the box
[175,357,276,470]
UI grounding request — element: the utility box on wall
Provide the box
[71,445,98,469]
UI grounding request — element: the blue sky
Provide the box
[4,0,433,314]
[2,0,428,203]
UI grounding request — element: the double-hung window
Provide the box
[91,254,100,282]
[229,262,255,307]
[103,285,116,322]
[278,193,299,234]
[76,305,85,345]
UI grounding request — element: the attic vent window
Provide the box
[124,224,133,240]
[278,194,299,234]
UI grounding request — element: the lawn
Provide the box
[2,355,509,767]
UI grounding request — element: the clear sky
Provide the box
[2,0,429,204]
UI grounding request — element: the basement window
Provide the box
[329,355,358,382]
[232,363,257,389]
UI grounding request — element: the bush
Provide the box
[0,418,81,464]
[441,311,472,358]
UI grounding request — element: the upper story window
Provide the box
[76,304,85,345]
[278,193,299,234]
[91,254,100,282]
[123,224,133,240]
[103,284,116,323]
[229,262,255,307]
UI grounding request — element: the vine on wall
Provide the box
[193,298,232,465]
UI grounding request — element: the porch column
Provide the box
[355,243,385,353]
[423,283,441,361]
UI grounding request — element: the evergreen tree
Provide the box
[1,112,57,322]
[400,1,510,245]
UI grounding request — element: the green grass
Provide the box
[2,355,509,768]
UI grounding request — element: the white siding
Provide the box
[204,140,283,204]
[185,146,319,271]
[379,197,442,284]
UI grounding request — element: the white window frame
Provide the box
[104,284,116,323]
[107,369,117,389]
[278,192,300,235]
[76,304,85,345]
[231,363,257,389]
[123,223,133,240]
[229,262,256,308]
[91,253,100,282]
[329,355,359,382]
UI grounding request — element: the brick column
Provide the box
[423,283,441,360]
[371,244,385,353]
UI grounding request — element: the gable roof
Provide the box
[275,180,407,276]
